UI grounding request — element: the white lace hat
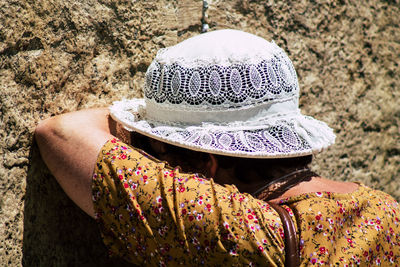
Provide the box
[110,29,335,158]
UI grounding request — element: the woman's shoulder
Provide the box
[281,179,399,207]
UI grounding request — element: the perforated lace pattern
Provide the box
[145,49,298,108]
[136,119,313,157]
[109,99,336,158]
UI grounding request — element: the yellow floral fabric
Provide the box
[92,138,400,266]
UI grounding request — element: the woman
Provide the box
[35,30,400,266]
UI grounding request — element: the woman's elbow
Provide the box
[34,116,65,147]
[35,117,52,143]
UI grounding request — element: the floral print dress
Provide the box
[92,138,400,266]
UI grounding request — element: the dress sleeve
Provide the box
[92,138,285,266]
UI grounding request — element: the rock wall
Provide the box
[0,0,399,265]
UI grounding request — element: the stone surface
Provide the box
[0,0,399,265]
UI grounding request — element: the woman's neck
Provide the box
[213,165,300,194]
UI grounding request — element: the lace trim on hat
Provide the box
[155,40,282,66]
[145,49,298,108]
[110,100,336,158]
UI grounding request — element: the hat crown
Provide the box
[144,29,300,112]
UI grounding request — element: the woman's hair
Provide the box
[131,132,312,183]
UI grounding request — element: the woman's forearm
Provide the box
[34,108,114,217]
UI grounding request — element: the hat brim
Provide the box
[109,99,335,159]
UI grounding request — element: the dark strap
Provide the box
[253,169,315,201]
[268,202,300,267]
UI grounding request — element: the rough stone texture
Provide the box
[0,0,398,265]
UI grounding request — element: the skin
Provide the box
[34,108,359,218]
[35,108,113,217]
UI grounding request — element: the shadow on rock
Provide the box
[23,140,135,266]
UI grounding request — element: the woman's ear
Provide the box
[207,154,219,177]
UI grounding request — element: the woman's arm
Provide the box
[34,108,115,218]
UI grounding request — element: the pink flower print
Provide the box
[285,207,293,216]
[248,214,254,220]
[316,224,323,231]
[315,192,323,197]
[158,228,166,236]
[130,183,138,190]
[315,212,322,221]
[310,258,317,264]
[158,206,164,213]
[229,249,237,256]
[120,154,127,160]
[262,239,268,244]
[258,245,264,252]
[198,199,203,205]
[327,218,334,224]
[192,237,199,245]
[156,196,162,203]
[135,170,141,176]
[178,185,185,192]
[249,224,255,232]
[376,258,381,265]
[319,246,326,254]
[223,221,229,229]
[279,227,284,238]
[154,206,160,214]
[124,183,129,188]
[118,175,123,181]
[196,213,203,221]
